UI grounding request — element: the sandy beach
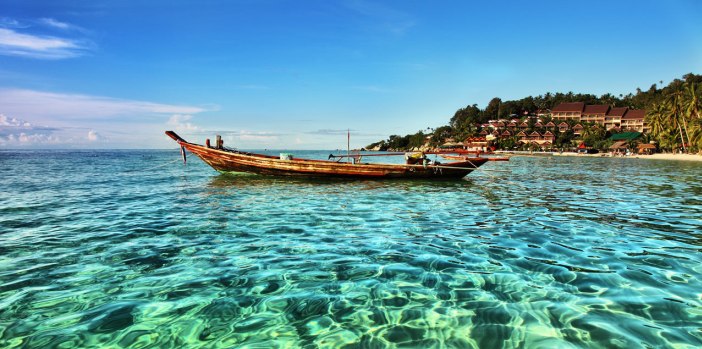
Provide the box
[552,152,702,162]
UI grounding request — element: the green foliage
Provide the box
[366,73,702,153]
[430,126,453,146]
[646,75,702,153]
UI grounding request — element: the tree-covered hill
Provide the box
[367,73,702,153]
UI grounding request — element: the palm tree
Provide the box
[683,82,701,152]
[646,104,665,137]
[664,90,690,152]
[646,103,670,151]
[684,82,700,118]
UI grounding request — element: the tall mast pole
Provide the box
[347,129,350,163]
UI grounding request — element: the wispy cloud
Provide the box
[0,89,211,120]
[40,18,72,30]
[0,27,88,59]
[0,17,23,28]
[224,130,282,144]
[307,129,356,136]
[167,114,200,132]
[0,114,62,146]
[306,128,385,137]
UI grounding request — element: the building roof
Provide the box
[552,102,585,113]
[609,132,642,141]
[516,131,527,137]
[573,124,583,130]
[546,121,556,127]
[610,140,629,149]
[622,109,645,120]
[558,122,569,127]
[543,131,555,136]
[637,143,656,149]
[583,104,610,114]
[534,122,544,128]
[529,131,541,137]
[607,107,628,117]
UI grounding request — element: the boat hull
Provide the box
[167,131,488,179]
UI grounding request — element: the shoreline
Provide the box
[551,152,702,162]
[494,150,702,162]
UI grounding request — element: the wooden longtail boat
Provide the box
[166,131,490,179]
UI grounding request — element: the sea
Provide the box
[0,149,701,349]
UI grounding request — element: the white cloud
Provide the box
[40,18,71,30]
[167,114,200,131]
[0,114,25,127]
[0,113,63,146]
[87,130,100,141]
[0,89,210,120]
[0,28,87,59]
[224,130,280,144]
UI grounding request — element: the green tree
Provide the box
[484,98,502,120]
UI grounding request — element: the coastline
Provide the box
[551,152,702,162]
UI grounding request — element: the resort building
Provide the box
[581,105,610,124]
[621,109,648,133]
[463,137,488,150]
[558,122,569,133]
[551,102,585,120]
[550,102,649,134]
[517,131,555,148]
[604,107,628,130]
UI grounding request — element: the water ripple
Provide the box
[0,150,701,348]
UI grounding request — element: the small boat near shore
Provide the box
[165,131,493,179]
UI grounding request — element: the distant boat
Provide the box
[165,131,492,179]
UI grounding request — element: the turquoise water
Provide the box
[1,150,701,348]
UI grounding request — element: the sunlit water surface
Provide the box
[1,150,701,348]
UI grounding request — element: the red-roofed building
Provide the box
[605,107,628,130]
[573,124,584,136]
[621,109,648,133]
[543,131,555,143]
[582,105,610,124]
[546,103,648,133]
[552,102,585,120]
[558,122,570,132]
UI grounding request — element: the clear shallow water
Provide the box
[1,150,701,349]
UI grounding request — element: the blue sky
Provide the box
[1,0,700,149]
